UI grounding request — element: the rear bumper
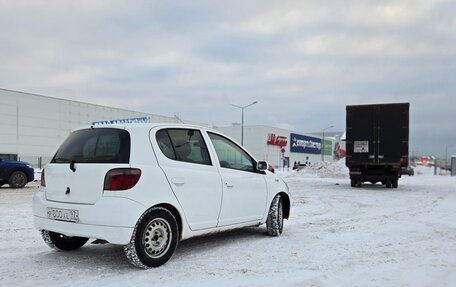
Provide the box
[348,164,402,182]
[34,216,133,245]
[32,192,146,245]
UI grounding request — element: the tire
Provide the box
[41,230,89,251]
[392,179,398,188]
[124,207,179,268]
[350,179,356,187]
[9,171,28,188]
[356,181,362,188]
[385,180,392,188]
[266,194,284,236]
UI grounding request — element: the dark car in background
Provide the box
[401,166,415,176]
[0,159,35,188]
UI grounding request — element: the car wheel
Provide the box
[124,207,179,268]
[9,171,27,188]
[41,230,89,251]
[266,194,284,236]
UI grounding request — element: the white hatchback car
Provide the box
[33,123,292,268]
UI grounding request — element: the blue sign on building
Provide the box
[290,133,321,154]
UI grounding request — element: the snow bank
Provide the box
[306,159,350,178]
[279,159,349,179]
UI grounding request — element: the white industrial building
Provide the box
[216,125,340,169]
[1,88,341,169]
[0,88,194,167]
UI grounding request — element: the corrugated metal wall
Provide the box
[0,88,192,166]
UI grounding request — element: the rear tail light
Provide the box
[104,168,141,191]
[40,169,46,187]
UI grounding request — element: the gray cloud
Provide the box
[0,0,455,157]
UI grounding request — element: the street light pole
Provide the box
[321,125,334,161]
[241,107,244,146]
[231,101,258,146]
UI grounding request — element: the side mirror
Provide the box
[257,161,268,171]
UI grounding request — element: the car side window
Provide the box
[156,130,176,159]
[156,129,212,166]
[207,132,255,172]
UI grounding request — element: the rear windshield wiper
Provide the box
[50,157,77,172]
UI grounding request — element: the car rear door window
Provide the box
[156,129,211,166]
[51,128,130,163]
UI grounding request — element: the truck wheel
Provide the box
[385,180,392,188]
[124,207,179,268]
[8,171,27,188]
[41,230,89,251]
[392,179,398,188]
[266,194,284,236]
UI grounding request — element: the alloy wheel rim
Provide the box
[12,173,26,186]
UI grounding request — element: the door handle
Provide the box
[225,182,234,188]
[171,177,186,186]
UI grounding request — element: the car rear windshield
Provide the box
[51,128,130,164]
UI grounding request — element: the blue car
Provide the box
[0,159,35,188]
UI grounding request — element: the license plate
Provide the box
[47,208,79,223]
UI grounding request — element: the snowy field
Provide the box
[1,164,455,287]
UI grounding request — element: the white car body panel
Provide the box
[150,127,223,231]
[216,167,268,226]
[45,163,129,205]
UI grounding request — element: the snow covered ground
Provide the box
[1,165,455,286]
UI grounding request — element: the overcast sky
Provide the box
[0,0,455,157]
